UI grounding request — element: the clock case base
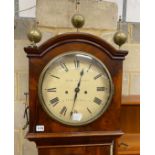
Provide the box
[27,131,123,155]
[24,32,128,155]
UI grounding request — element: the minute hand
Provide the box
[70,69,84,117]
[73,69,84,103]
[77,70,84,87]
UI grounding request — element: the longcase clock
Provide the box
[24,32,128,155]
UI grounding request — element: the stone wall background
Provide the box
[14,1,140,155]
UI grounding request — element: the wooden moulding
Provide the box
[26,131,123,148]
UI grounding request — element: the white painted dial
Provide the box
[38,52,114,126]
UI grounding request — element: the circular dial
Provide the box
[38,52,114,126]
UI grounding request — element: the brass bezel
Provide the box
[38,51,114,126]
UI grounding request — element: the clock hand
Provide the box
[70,92,78,117]
[73,90,78,103]
[70,69,84,118]
[74,69,84,101]
[77,69,84,87]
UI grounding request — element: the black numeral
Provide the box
[45,88,56,92]
[87,107,92,114]
[60,106,67,116]
[94,73,102,80]
[93,97,102,105]
[50,97,59,106]
[97,87,107,91]
[50,75,60,79]
[60,62,68,72]
[74,58,80,68]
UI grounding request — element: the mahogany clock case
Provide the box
[24,32,128,148]
[24,33,128,155]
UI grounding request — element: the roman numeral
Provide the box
[87,107,92,114]
[93,97,102,105]
[50,75,60,79]
[97,87,107,91]
[60,106,67,116]
[50,97,59,106]
[94,73,102,80]
[74,58,80,68]
[45,88,56,92]
[60,62,68,72]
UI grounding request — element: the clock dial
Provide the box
[38,52,114,126]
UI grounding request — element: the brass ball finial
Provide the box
[113,16,127,48]
[71,14,85,29]
[27,21,42,45]
[113,31,127,47]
